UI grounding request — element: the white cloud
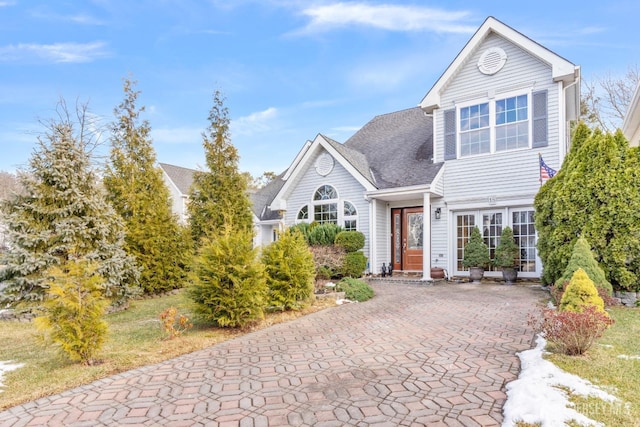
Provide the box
[296,2,475,35]
[231,107,279,136]
[0,41,108,63]
[0,1,15,6]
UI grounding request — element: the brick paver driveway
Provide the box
[0,282,544,427]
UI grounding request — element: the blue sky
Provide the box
[1,0,639,176]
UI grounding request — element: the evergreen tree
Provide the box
[0,108,139,306]
[555,237,612,295]
[262,228,315,311]
[35,258,108,365]
[559,268,606,314]
[187,90,253,244]
[104,79,191,294]
[188,225,267,328]
[535,123,640,291]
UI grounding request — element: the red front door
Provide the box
[391,207,424,272]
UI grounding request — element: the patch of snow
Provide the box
[617,354,640,360]
[336,299,355,305]
[503,334,618,427]
[0,361,23,392]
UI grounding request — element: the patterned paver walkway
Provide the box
[0,282,544,427]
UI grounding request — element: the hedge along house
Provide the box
[251,16,580,281]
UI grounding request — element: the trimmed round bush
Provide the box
[342,251,367,278]
[335,231,365,252]
[337,278,374,302]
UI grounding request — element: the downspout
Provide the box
[561,69,580,163]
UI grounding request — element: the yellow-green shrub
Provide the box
[559,268,606,314]
[35,259,108,365]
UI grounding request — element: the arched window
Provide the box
[312,185,338,224]
[297,205,308,221]
[313,185,338,200]
[343,201,357,231]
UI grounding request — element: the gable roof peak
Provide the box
[419,16,579,113]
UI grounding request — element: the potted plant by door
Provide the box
[494,226,519,285]
[462,226,491,283]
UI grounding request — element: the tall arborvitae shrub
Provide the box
[35,259,108,365]
[187,90,253,245]
[262,228,315,311]
[188,226,267,328]
[535,124,640,290]
[559,268,606,314]
[555,237,612,295]
[104,79,191,294]
[0,107,139,306]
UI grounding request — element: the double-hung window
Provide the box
[456,93,532,158]
[460,103,490,156]
[495,95,528,151]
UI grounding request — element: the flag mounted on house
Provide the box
[539,154,557,183]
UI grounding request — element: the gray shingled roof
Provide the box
[249,173,286,221]
[159,163,196,195]
[345,107,443,189]
[250,106,443,220]
[321,135,375,185]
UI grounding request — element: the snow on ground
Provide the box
[0,361,23,393]
[502,334,618,427]
[617,354,640,360]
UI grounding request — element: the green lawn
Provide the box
[547,306,640,426]
[0,290,334,410]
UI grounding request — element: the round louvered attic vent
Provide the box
[315,153,334,176]
[477,47,507,75]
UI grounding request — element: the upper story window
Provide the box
[495,95,528,151]
[460,103,490,156]
[444,91,547,161]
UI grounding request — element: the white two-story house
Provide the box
[251,16,581,280]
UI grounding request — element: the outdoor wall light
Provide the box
[435,207,441,220]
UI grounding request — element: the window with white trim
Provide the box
[297,185,358,230]
[457,92,530,157]
[460,103,490,156]
[297,205,308,221]
[455,208,537,275]
[495,95,528,151]
[343,201,358,231]
[313,185,338,224]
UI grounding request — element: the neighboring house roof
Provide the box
[622,81,640,147]
[345,107,442,189]
[159,163,196,195]
[249,173,286,221]
[420,16,580,113]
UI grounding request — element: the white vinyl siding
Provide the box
[433,33,561,278]
[283,148,370,256]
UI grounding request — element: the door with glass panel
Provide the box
[455,209,537,276]
[391,207,424,272]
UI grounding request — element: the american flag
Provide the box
[539,154,556,182]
